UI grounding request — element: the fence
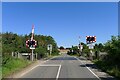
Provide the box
[11,52,38,60]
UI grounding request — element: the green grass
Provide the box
[2,57,31,78]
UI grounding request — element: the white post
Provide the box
[12,52,14,57]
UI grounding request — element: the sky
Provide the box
[2,2,118,48]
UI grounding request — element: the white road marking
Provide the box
[86,66,101,80]
[40,65,60,67]
[20,64,40,77]
[56,65,61,80]
[20,56,58,77]
[74,57,101,80]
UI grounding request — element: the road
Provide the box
[21,53,100,80]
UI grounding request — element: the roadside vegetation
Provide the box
[67,36,120,79]
[2,56,31,77]
[1,32,59,78]
[94,36,120,79]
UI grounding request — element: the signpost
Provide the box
[26,25,37,61]
[47,44,52,56]
[86,36,96,60]
[88,44,94,49]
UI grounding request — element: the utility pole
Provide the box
[78,36,82,56]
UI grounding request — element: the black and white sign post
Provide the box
[47,44,52,56]
[88,43,94,60]
[26,25,37,61]
[86,36,96,60]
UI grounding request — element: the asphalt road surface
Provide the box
[21,53,100,80]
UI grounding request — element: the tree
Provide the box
[59,46,64,49]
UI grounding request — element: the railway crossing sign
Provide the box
[25,25,37,61]
[86,36,96,49]
[86,36,96,44]
[26,39,37,49]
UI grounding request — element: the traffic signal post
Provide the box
[26,25,37,61]
[86,36,96,60]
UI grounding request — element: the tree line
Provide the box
[1,32,59,77]
[2,32,59,59]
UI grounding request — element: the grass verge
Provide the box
[2,57,32,78]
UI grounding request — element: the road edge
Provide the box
[74,56,101,80]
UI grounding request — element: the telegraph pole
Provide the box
[78,36,83,55]
[78,36,82,56]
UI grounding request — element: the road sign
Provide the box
[86,36,96,44]
[47,44,52,56]
[26,39,37,49]
[47,44,52,51]
[25,25,37,61]
[88,44,94,49]
[78,44,83,50]
[80,45,83,50]
[30,46,35,49]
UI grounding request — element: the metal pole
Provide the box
[89,43,93,60]
[31,49,34,61]
[79,36,81,56]
[90,49,93,60]
[36,53,37,60]
[50,50,51,56]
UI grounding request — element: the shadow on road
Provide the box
[50,57,77,60]
[79,64,98,69]
[100,77,117,80]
